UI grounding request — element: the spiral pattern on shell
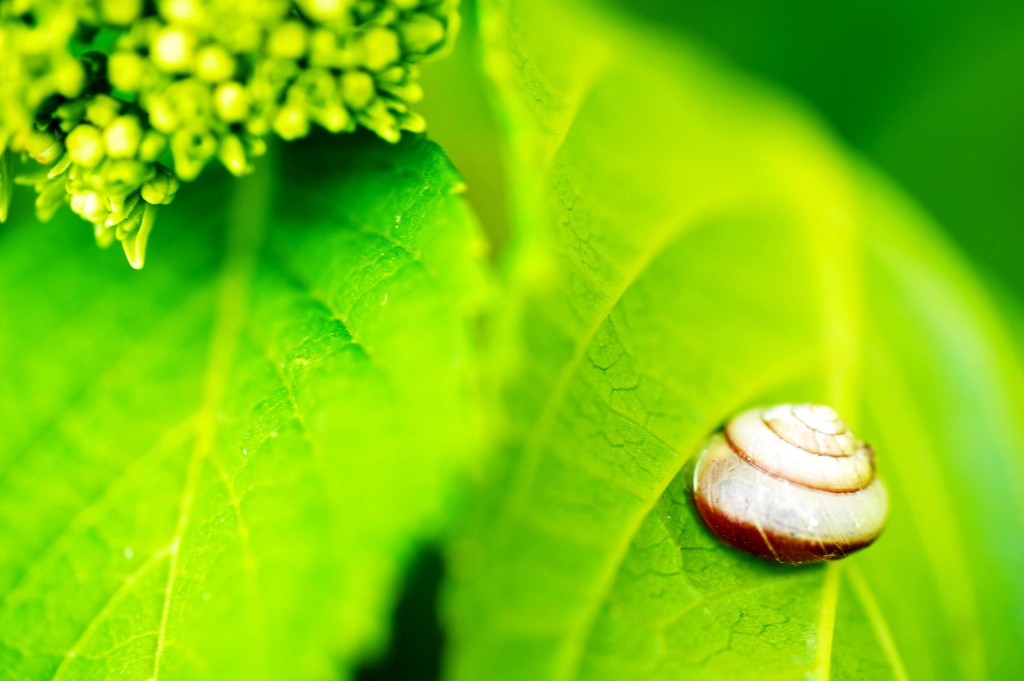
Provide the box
[693,404,888,564]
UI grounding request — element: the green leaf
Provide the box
[604,0,1024,300]
[0,134,488,680]
[444,1,1024,679]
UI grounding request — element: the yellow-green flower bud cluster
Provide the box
[0,0,458,267]
[6,88,181,267]
[0,2,86,142]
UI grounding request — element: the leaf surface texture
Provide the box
[444,2,1024,679]
[0,135,487,680]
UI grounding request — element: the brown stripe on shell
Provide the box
[694,492,877,565]
[722,428,866,493]
[793,413,846,436]
[763,405,853,457]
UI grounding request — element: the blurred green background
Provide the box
[422,0,1024,311]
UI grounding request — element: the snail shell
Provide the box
[693,404,888,564]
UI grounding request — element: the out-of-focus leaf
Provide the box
[443,1,1024,679]
[418,0,510,248]
[605,0,1024,301]
[0,134,488,680]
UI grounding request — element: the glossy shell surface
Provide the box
[693,404,888,564]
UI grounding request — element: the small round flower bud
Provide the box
[375,125,402,144]
[152,27,197,73]
[102,159,150,193]
[317,103,351,133]
[360,28,401,71]
[147,95,179,133]
[23,131,64,165]
[66,124,106,168]
[195,44,236,83]
[53,59,86,98]
[71,190,111,224]
[101,0,144,25]
[398,14,447,55]
[104,115,144,159]
[218,135,250,176]
[86,96,122,128]
[379,65,408,83]
[214,81,250,122]
[141,167,179,205]
[160,0,201,23]
[109,51,148,92]
[298,0,352,22]
[402,111,427,134]
[246,116,270,137]
[273,103,310,141]
[268,21,309,61]
[138,131,168,162]
[341,71,375,109]
[386,81,424,104]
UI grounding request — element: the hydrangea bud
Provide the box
[195,44,236,83]
[141,167,180,205]
[1,0,460,267]
[214,82,251,123]
[66,125,106,168]
[152,27,198,73]
[101,0,144,25]
[109,51,148,92]
[104,116,144,159]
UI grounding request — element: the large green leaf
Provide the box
[604,0,1024,302]
[444,1,1024,679]
[0,134,487,680]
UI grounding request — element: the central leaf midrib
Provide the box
[150,152,277,681]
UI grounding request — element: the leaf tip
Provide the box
[120,204,157,269]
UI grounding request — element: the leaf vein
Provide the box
[151,157,271,681]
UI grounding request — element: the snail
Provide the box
[692,403,888,564]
